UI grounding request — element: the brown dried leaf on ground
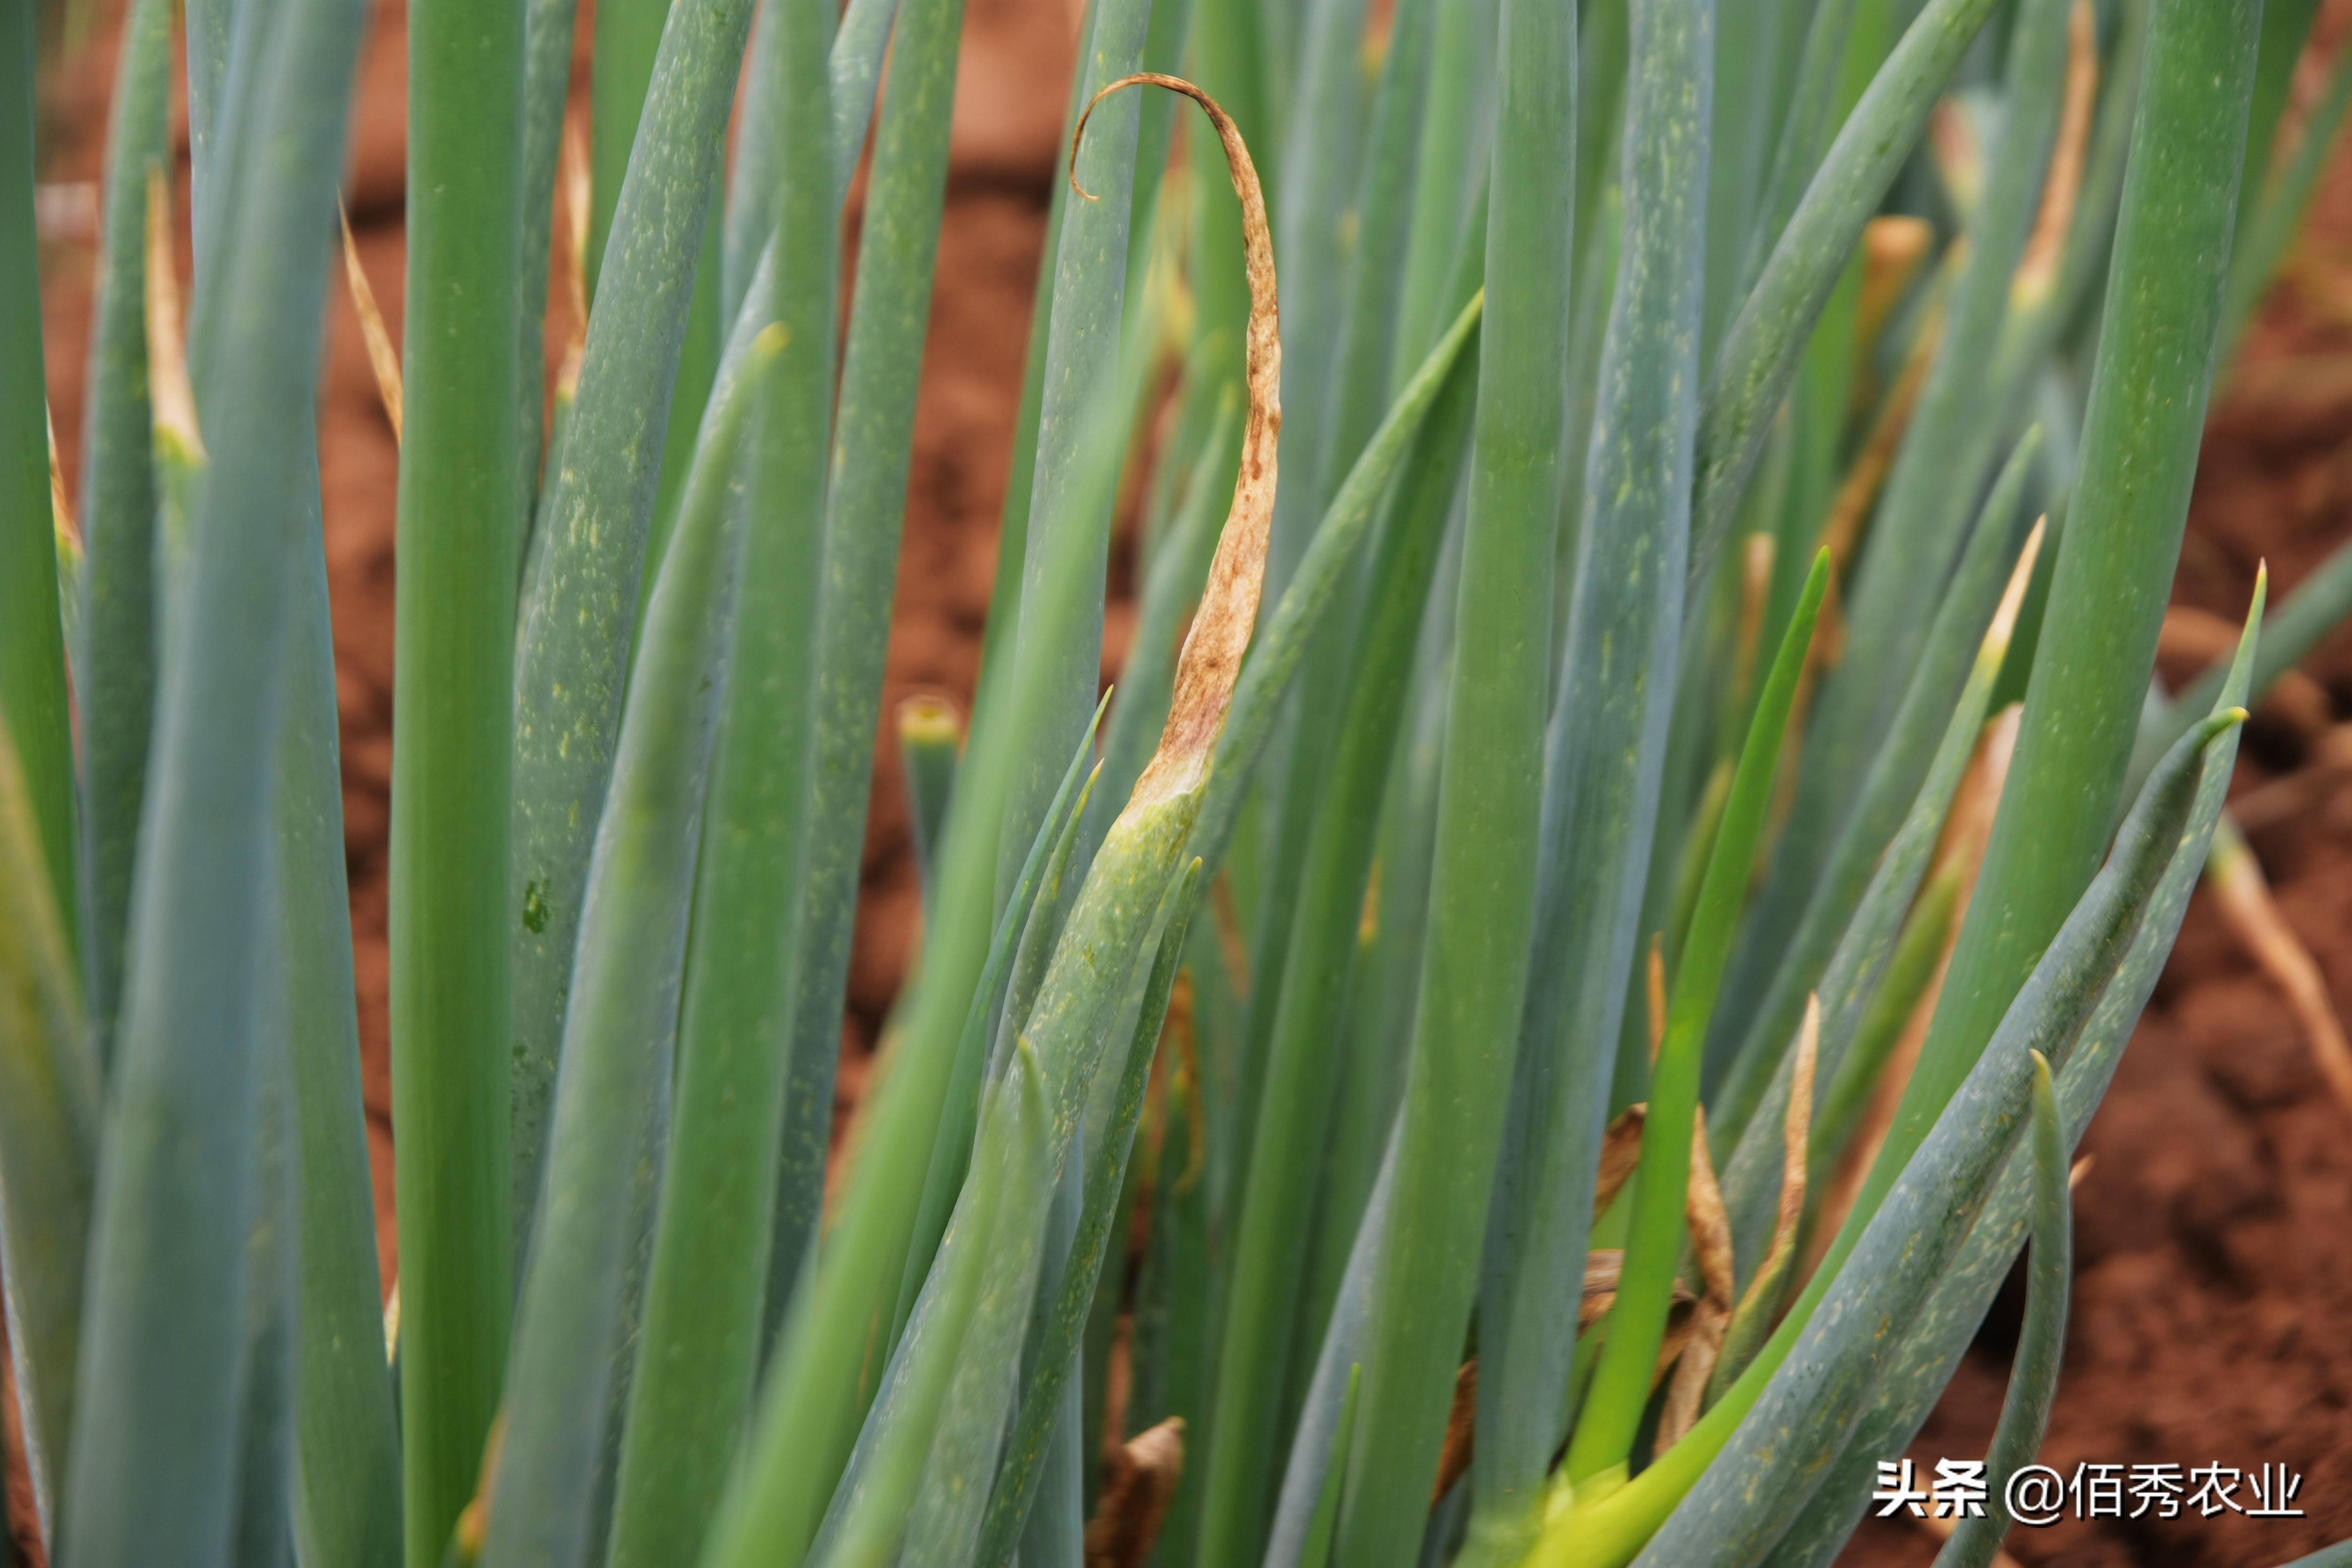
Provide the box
[2208,820,2352,1116]
[1084,1417,1184,1568]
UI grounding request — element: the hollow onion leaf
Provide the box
[1328,0,1574,1556]
[230,999,297,1568]
[1315,0,1432,507]
[887,74,1279,1568]
[1228,0,1411,1228]
[2228,0,2321,299]
[965,0,1111,768]
[726,0,898,323]
[1858,0,2260,1297]
[1568,707,2242,1568]
[797,1057,1022,1568]
[1736,0,1859,301]
[1739,0,2074,1033]
[987,0,1155,907]
[2279,1543,2352,1568]
[1804,867,1957,1198]
[712,74,1280,1568]
[0,5,73,974]
[1391,0,1500,387]
[60,1,367,1560]
[1115,911,1238,1568]
[71,0,175,1057]
[1751,587,2257,1568]
[895,710,1108,1348]
[1195,317,1482,1568]
[1186,287,1486,880]
[1809,0,2073,816]
[1462,2,1701,1552]
[1570,553,1829,1485]
[1300,537,1457,1343]
[391,0,530,1557]
[1688,0,2002,596]
[0,721,95,1542]
[602,0,835,1557]
[2222,39,2352,356]
[514,0,584,523]
[482,344,774,1568]
[281,494,403,1568]
[899,698,961,911]
[1262,0,1372,605]
[1931,1051,2070,1568]
[1297,1366,1362,1568]
[509,0,761,1242]
[1204,267,1477,1250]
[972,864,1203,1566]
[1265,1123,1400,1568]
[1708,434,2042,1144]
[764,0,969,1341]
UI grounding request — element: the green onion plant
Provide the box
[7,1,2352,1567]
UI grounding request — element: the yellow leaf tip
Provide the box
[896,693,960,745]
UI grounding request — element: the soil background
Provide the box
[27,3,2352,1565]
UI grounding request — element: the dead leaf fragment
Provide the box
[1086,1417,1185,1568]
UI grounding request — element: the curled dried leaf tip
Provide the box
[1684,1107,1734,1307]
[1660,1108,1735,1448]
[1075,75,1280,808]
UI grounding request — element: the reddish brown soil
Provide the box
[27,7,2352,1568]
